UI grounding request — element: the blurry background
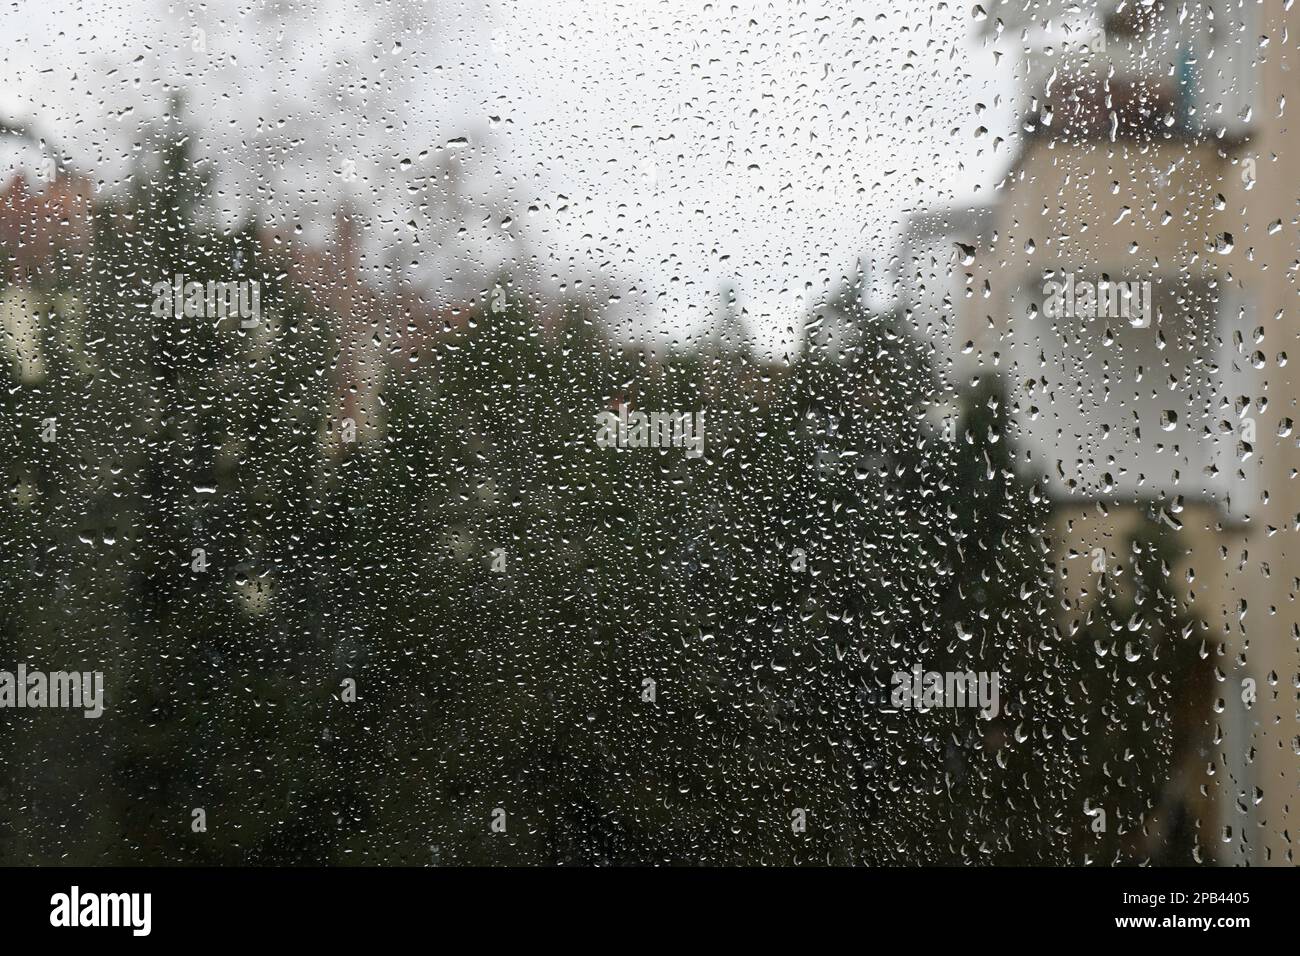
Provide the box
[0,0,1011,351]
[0,0,1291,865]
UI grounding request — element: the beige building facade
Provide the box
[902,0,1297,863]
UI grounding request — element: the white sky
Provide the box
[0,0,1018,356]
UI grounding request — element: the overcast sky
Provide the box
[0,0,1018,355]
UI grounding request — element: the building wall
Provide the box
[945,3,1300,862]
[1219,0,1300,865]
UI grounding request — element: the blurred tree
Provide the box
[0,119,1214,867]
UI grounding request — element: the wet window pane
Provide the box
[0,0,1293,870]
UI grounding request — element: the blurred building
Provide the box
[0,170,470,454]
[899,0,1291,863]
[0,168,93,286]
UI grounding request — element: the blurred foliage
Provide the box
[0,122,1212,865]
